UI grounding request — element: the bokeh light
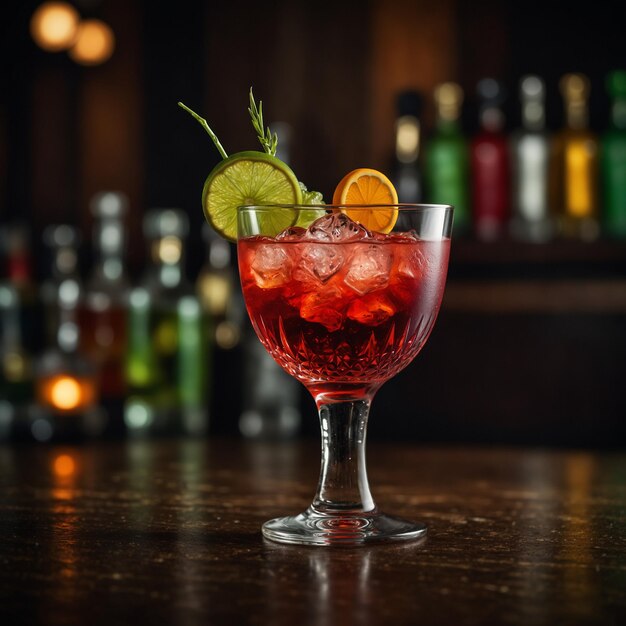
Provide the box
[30,2,80,52]
[53,454,76,478]
[69,19,115,65]
[49,376,82,410]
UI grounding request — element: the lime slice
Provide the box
[202,151,303,241]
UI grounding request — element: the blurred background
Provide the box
[1,0,626,447]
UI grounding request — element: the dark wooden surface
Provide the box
[1,438,625,626]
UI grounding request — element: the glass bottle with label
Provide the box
[33,232,102,442]
[510,75,553,242]
[392,90,423,203]
[196,224,245,434]
[551,73,599,240]
[238,122,301,440]
[0,225,39,439]
[177,295,208,436]
[0,284,33,439]
[601,70,626,238]
[41,225,81,348]
[197,224,239,350]
[124,286,159,435]
[1,225,41,356]
[125,209,193,436]
[424,82,470,234]
[78,192,130,407]
[470,78,510,241]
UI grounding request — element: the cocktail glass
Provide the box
[237,204,453,545]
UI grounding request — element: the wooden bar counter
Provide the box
[1,438,625,625]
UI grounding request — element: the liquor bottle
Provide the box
[34,238,102,441]
[177,295,209,436]
[1,225,41,355]
[424,82,470,233]
[0,225,39,439]
[239,332,301,440]
[124,287,159,435]
[40,225,81,353]
[470,78,510,241]
[392,90,423,203]
[0,284,33,418]
[197,223,248,434]
[551,73,599,240]
[510,75,553,242]
[197,223,239,350]
[125,208,194,435]
[238,123,301,440]
[78,192,130,406]
[601,70,626,238]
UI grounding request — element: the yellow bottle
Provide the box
[551,74,599,240]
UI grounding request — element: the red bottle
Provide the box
[470,79,510,240]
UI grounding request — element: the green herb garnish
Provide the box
[248,88,278,156]
[177,101,229,160]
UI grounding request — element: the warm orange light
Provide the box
[51,376,82,409]
[53,454,76,478]
[38,374,96,412]
[69,19,115,65]
[30,2,80,52]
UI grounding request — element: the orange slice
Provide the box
[332,168,399,233]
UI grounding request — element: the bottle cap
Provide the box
[434,83,463,121]
[477,78,506,131]
[560,73,590,103]
[396,90,423,117]
[90,191,129,218]
[606,70,626,98]
[143,209,189,239]
[476,78,506,107]
[519,75,545,101]
[43,225,79,249]
[519,75,545,130]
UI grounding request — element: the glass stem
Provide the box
[311,399,376,515]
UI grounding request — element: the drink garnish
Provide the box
[332,168,399,233]
[178,89,324,241]
[201,150,301,241]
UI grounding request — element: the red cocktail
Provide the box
[238,205,453,545]
[239,214,449,405]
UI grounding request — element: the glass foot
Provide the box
[262,508,427,546]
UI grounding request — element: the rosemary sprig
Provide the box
[248,88,278,156]
[177,102,228,160]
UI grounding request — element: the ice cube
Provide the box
[344,244,392,295]
[251,244,292,288]
[347,293,396,326]
[276,226,307,241]
[294,244,345,283]
[306,213,370,242]
[397,246,427,279]
[300,286,346,332]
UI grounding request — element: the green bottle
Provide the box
[177,295,209,436]
[601,70,626,238]
[124,287,161,434]
[424,82,470,233]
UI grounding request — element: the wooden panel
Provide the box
[376,310,626,446]
[444,279,626,313]
[31,65,75,226]
[203,0,370,200]
[77,0,143,270]
[370,0,458,168]
[457,0,510,93]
